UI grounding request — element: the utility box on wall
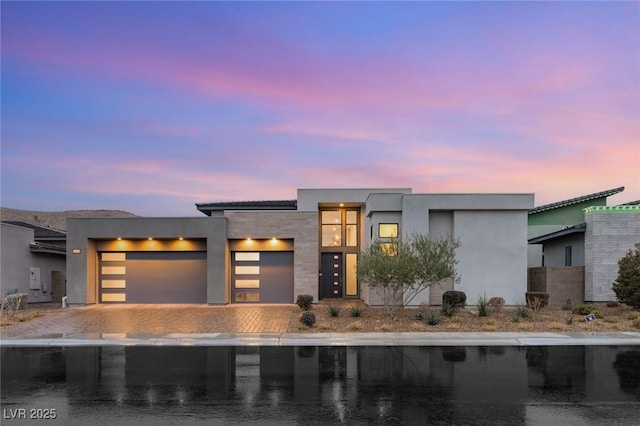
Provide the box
[29,267,41,290]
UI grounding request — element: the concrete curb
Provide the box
[2,331,639,347]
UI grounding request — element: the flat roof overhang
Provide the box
[196,200,297,216]
[528,223,586,244]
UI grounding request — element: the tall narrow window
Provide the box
[346,210,358,247]
[565,246,572,267]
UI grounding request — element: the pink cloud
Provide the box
[3,22,612,117]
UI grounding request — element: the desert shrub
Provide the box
[443,290,466,309]
[572,303,599,316]
[477,295,489,317]
[296,294,314,310]
[627,311,640,321]
[634,318,640,329]
[561,299,573,311]
[425,311,441,326]
[300,311,316,327]
[327,305,339,317]
[526,292,549,309]
[488,297,505,312]
[441,302,457,317]
[607,301,620,308]
[414,303,430,321]
[563,312,574,324]
[512,305,528,322]
[350,307,362,318]
[612,243,640,308]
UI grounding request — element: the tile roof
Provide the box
[2,221,67,239]
[29,242,66,255]
[528,186,624,215]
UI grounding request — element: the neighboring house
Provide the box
[527,186,625,268]
[66,188,533,306]
[0,221,67,303]
[527,187,640,305]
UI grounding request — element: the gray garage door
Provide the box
[99,252,206,303]
[232,251,293,303]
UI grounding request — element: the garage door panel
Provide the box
[100,252,206,304]
[232,251,293,303]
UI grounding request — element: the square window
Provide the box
[379,223,398,238]
[322,211,341,224]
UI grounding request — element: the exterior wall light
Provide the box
[72,248,82,254]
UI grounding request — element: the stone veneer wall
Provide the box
[225,211,319,302]
[584,209,640,302]
[527,266,585,306]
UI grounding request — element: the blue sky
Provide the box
[2,1,639,216]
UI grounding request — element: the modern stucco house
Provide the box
[0,221,67,303]
[66,188,534,306]
[527,186,640,305]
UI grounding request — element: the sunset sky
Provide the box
[2,1,639,216]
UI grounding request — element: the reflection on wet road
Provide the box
[2,346,639,425]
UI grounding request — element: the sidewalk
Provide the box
[2,304,640,347]
[2,331,640,347]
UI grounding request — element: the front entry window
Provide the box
[321,209,360,247]
[321,211,342,247]
[346,211,358,247]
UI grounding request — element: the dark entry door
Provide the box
[321,253,343,298]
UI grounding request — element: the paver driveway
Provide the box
[0,304,297,338]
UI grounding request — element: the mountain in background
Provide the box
[0,207,137,231]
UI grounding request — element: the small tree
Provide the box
[358,233,460,318]
[612,243,640,308]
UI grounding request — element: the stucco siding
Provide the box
[1,223,65,303]
[454,211,528,305]
[67,217,227,305]
[541,233,585,267]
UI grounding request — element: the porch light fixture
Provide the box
[117,237,122,241]
[72,248,82,254]
[179,237,184,241]
[147,237,153,240]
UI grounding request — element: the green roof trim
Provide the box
[584,205,640,212]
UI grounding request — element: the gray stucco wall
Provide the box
[541,233,585,267]
[297,188,411,211]
[584,209,640,302]
[225,211,318,302]
[1,223,65,303]
[453,211,528,305]
[400,194,533,305]
[66,217,227,305]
